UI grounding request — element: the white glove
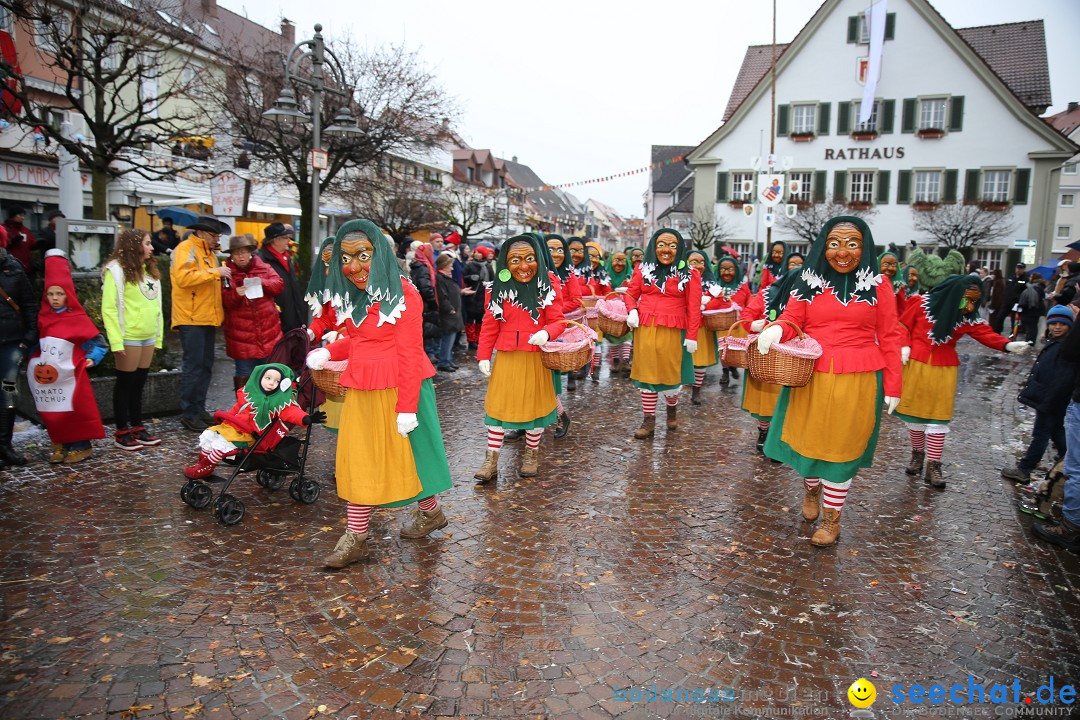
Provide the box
[901,346,911,365]
[884,396,900,414]
[396,412,418,437]
[306,347,331,370]
[528,330,549,346]
[626,309,640,329]
[478,359,491,376]
[700,297,709,310]
[756,325,783,354]
[683,338,698,354]
[1005,341,1030,354]
[306,328,315,341]
[749,319,766,333]
[323,330,341,344]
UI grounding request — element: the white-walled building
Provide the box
[687,0,1077,269]
[1048,104,1080,254]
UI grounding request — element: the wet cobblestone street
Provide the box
[1,343,1077,719]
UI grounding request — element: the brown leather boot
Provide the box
[810,508,842,546]
[633,414,656,440]
[233,376,248,391]
[924,460,946,489]
[473,450,499,484]
[802,482,823,522]
[400,506,448,538]
[49,442,66,464]
[666,405,678,431]
[691,385,702,405]
[323,531,369,568]
[520,446,539,477]
[905,450,925,476]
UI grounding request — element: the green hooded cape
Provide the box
[305,236,336,316]
[763,240,788,277]
[687,250,722,298]
[788,216,882,306]
[325,219,408,327]
[544,233,572,282]
[568,236,592,282]
[764,251,806,321]
[922,274,985,345]
[242,363,299,432]
[606,249,633,289]
[714,255,745,299]
[487,234,556,322]
[641,228,692,294]
[877,250,905,292]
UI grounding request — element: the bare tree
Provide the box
[342,173,447,245]
[443,185,499,244]
[910,203,1016,250]
[688,207,733,252]
[778,197,878,244]
[0,0,212,218]
[217,38,454,270]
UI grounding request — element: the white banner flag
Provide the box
[860,0,888,124]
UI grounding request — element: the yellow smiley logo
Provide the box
[847,678,876,708]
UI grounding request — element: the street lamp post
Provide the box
[262,24,364,254]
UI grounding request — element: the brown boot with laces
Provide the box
[473,450,499,484]
[810,508,842,546]
[633,414,655,440]
[520,446,539,477]
[666,405,678,431]
[323,531,369,568]
[400,506,448,538]
[905,450,925,476]
[802,482,823,522]
[924,460,946,489]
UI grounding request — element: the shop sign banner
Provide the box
[210,171,250,217]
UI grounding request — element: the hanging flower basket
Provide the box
[916,128,945,139]
[790,132,816,142]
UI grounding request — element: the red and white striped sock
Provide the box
[694,369,706,387]
[556,396,564,414]
[641,391,658,416]
[665,392,679,407]
[804,477,821,489]
[418,495,439,512]
[525,430,542,449]
[346,503,373,534]
[619,345,632,361]
[205,447,227,464]
[757,419,770,431]
[591,349,601,369]
[909,428,926,451]
[487,427,505,451]
[822,480,851,511]
[926,432,945,461]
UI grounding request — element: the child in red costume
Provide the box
[27,250,107,464]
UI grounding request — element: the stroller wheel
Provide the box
[180,480,193,503]
[186,482,213,510]
[256,469,287,490]
[255,469,268,488]
[215,493,245,526]
[297,478,321,505]
[288,477,301,501]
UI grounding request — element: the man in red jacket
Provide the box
[2,208,36,275]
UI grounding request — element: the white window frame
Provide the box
[914,170,943,204]
[853,100,880,132]
[918,97,947,131]
[244,75,263,108]
[731,171,755,202]
[0,6,14,35]
[974,248,1002,272]
[788,171,813,203]
[849,171,875,204]
[1061,193,1076,208]
[35,13,70,55]
[1064,162,1079,176]
[1057,225,1072,240]
[856,13,871,43]
[982,169,1011,203]
[791,104,817,135]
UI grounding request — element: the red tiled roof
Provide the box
[956,21,1051,111]
[722,44,788,123]
[1047,105,1080,138]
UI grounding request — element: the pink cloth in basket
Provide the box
[541,323,597,353]
[702,303,741,317]
[596,296,629,321]
[771,334,823,360]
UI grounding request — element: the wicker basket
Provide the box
[580,298,601,332]
[579,295,600,309]
[720,320,752,369]
[311,359,348,398]
[702,307,738,332]
[540,320,597,373]
[596,292,630,337]
[747,320,822,388]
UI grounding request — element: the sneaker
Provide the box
[1032,517,1080,551]
[113,429,143,452]
[129,426,161,446]
[1000,466,1031,484]
[180,416,209,432]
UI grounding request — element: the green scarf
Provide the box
[325,219,408,326]
[687,250,721,297]
[763,240,787,277]
[242,363,299,432]
[305,237,336,316]
[606,250,633,289]
[878,250,905,292]
[789,215,881,306]
[568,236,592,282]
[641,228,692,293]
[923,274,985,344]
[624,246,643,266]
[715,255,745,299]
[544,233,572,282]
[488,234,556,322]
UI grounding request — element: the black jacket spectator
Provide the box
[1004,269,1028,311]
[257,245,306,332]
[1019,336,1077,416]
[0,248,38,346]
[463,258,493,320]
[436,271,464,334]
[409,258,440,341]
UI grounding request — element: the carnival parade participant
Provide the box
[538,233,571,438]
[584,242,611,382]
[566,237,592,382]
[879,250,908,314]
[740,251,804,449]
[626,246,644,269]
[305,237,347,433]
[715,255,752,387]
[624,228,702,438]
[306,219,453,568]
[473,234,567,482]
[604,249,634,377]
[894,274,1029,488]
[757,217,902,546]
[758,240,787,290]
[686,250,725,405]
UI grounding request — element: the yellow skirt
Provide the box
[484,350,557,425]
[692,328,718,367]
[895,360,958,423]
[209,423,254,446]
[323,395,344,432]
[742,375,782,420]
[780,371,879,463]
[336,387,423,506]
[631,325,685,386]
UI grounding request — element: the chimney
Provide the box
[281,18,295,46]
[512,156,518,163]
[1070,101,1079,112]
[201,0,217,17]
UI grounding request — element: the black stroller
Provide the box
[180,329,326,526]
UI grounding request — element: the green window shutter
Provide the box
[943,169,958,203]
[901,98,917,133]
[964,169,981,203]
[876,170,891,205]
[777,104,790,136]
[837,101,851,135]
[897,170,912,204]
[834,170,848,202]
[847,16,858,43]
[818,102,831,136]
[1014,168,1031,205]
[948,96,964,132]
[715,172,729,203]
[885,13,896,40]
[813,170,826,203]
[880,99,896,134]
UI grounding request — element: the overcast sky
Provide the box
[218,0,1080,218]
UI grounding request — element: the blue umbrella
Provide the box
[156,206,200,227]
